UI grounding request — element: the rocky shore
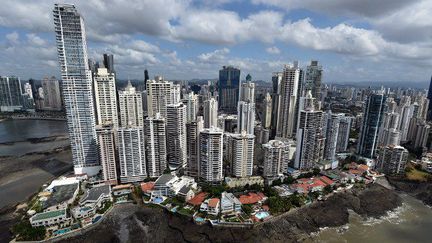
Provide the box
[388,176,432,206]
[62,183,401,243]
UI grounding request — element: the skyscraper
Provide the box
[277,62,302,138]
[42,77,62,111]
[294,91,325,170]
[227,132,254,178]
[199,128,224,182]
[237,101,255,134]
[145,114,167,177]
[323,112,342,161]
[96,125,118,185]
[271,72,283,138]
[53,4,99,175]
[118,81,143,127]
[263,140,294,182]
[305,60,322,100]
[218,66,240,112]
[427,75,432,121]
[204,97,218,128]
[166,103,187,168]
[103,53,114,74]
[183,92,198,123]
[94,68,118,127]
[144,69,149,89]
[146,78,174,118]
[336,116,352,153]
[377,145,408,175]
[357,92,387,158]
[237,81,255,135]
[0,76,23,112]
[186,116,204,177]
[118,127,147,183]
[263,93,272,129]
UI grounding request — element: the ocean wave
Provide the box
[361,202,409,226]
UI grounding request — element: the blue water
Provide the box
[195,217,205,222]
[255,211,270,219]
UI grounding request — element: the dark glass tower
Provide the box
[357,93,387,158]
[103,53,114,73]
[218,66,240,112]
[144,69,149,89]
[427,76,432,121]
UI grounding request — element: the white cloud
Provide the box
[266,46,280,54]
[198,48,230,62]
[5,32,19,44]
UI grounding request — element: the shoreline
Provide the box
[58,183,402,242]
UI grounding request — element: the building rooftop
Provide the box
[140,182,155,193]
[188,192,208,206]
[31,209,66,221]
[154,174,176,186]
[112,184,133,190]
[43,183,79,209]
[80,185,110,203]
[208,198,220,208]
[178,185,191,195]
[238,192,266,205]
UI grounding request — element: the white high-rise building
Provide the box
[199,128,224,182]
[145,113,167,177]
[263,140,293,182]
[53,4,99,175]
[227,132,254,177]
[294,91,324,170]
[183,92,198,123]
[204,97,218,128]
[96,125,118,185]
[166,103,187,168]
[240,81,255,103]
[377,145,408,175]
[94,68,118,127]
[118,127,147,183]
[237,101,255,134]
[118,81,143,127]
[186,116,204,177]
[323,112,343,160]
[23,82,33,99]
[171,84,181,104]
[398,98,414,142]
[277,62,302,138]
[263,93,272,129]
[146,78,173,118]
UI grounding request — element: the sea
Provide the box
[0,119,68,156]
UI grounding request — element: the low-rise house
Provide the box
[80,185,112,208]
[140,182,155,196]
[112,184,133,196]
[153,174,197,197]
[178,186,195,201]
[71,206,95,220]
[43,183,79,212]
[207,198,220,215]
[30,209,71,227]
[316,160,339,170]
[220,192,242,214]
[188,192,208,206]
[291,176,335,194]
[420,153,432,173]
[287,167,301,178]
[238,192,267,205]
[273,185,294,197]
[224,176,264,188]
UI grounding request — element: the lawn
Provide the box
[406,168,430,182]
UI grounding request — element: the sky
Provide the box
[0,0,432,84]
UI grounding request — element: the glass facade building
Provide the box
[218,66,240,112]
[53,4,99,175]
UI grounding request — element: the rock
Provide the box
[60,184,401,243]
[388,177,432,206]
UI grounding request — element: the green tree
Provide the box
[12,221,46,241]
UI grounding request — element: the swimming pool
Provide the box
[152,196,163,204]
[255,211,270,220]
[54,228,71,235]
[195,217,205,222]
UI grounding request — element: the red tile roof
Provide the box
[208,198,220,208]
[140,182,155,193]
[239,192,266,204]
[187,192,208,206]
[349,169,363,175]
[319,176,334,185]
[358,164,369,172]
